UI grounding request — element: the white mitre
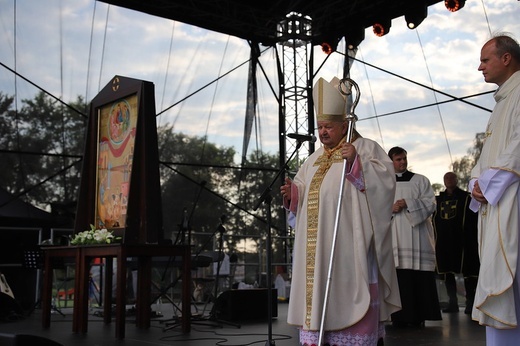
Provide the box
[312,77,346,122]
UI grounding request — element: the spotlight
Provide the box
[373,19,391,37]
[405,5,428,29]
[321,42,334,54]
[320,36,340,55]
[345,27,365,50]
[445,0,465,12]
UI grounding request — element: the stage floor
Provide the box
[0,300,486,346]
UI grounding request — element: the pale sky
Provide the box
[1,0,519,186]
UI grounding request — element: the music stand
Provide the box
[163,219,240,331]
[150,255,185,319]
[23,249,65,317]
[161,254,217,331]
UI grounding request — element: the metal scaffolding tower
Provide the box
[276,12,315,172]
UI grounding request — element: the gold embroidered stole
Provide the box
[305,141,345,327]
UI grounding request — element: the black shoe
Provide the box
[442,306,459,313]
[391,321,407,328]
[465,300,474,314]
[409,321,425,328]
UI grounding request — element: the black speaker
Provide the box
[213,288,277,321]
[0,268,38,312]
[0,292,24,321]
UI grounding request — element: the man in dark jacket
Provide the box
[434,172,480,314]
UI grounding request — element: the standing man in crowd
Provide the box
[469,34,520,345]
[281,77,401,345]
[433,171,479,314]
[388,146,442,328]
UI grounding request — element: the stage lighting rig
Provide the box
[405,4,428,29]
[445,0,465,12]
[345,26,365,50]
[320,35,340,54]
[373,19,391,37]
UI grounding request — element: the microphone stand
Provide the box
[158,181,206,325]
[253,139,305,346]
[205,219,241,328]
[173,180,206,246]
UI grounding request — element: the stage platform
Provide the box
[0,299,486,345]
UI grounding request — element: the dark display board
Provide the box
[75,76,163,244]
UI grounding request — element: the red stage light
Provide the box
[445,0,465,12]
[373,21,391,37]
[321,42,334,55]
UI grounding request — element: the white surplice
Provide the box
[469,71,520,338]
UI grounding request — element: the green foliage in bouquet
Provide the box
[70,224,120,245]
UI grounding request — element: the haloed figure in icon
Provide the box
[281,77,400,345]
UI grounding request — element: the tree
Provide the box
[432,183,444,195]
[0,91,86,222]
[157,126,286,283]
[236,149,286,255]
[157,125,285,260]
[1,91,287,281]
[451,132,485,190]
[157,125,237,242]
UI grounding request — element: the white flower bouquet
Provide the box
[70,224,118,245]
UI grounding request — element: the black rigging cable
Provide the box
[200,36,231,164]
[85,0,97,109]
[339,52,493,114]
[158,22,176,129]
[160,161,279,230]
[98,5,110,92]
[158,57,251,117]
[0,156,82,209]
[416,29,453,166]
[60,1,70,201]
[12,0,28,210]
[357,48,385,149]
[0,62,87,117]
[166,39,203,129]
[481,0,493,36]
[157,46,271,119]
[360,90,495,121]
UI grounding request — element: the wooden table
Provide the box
[41,244,192,339]
[41,246,81,332]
